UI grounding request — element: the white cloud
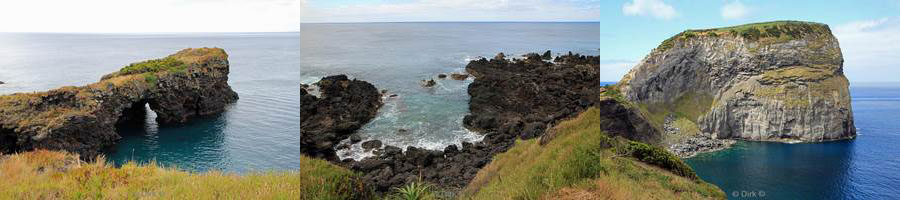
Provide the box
[833,17,900,82]
[301,0,600,23]
[622,0,677,20]
[0,0,301,32]
[721,1,750,20]
[601,60,636,82]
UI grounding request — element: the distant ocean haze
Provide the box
[299,22,601,160]
[0,32,302,173]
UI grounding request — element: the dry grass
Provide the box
[0,150,370,199]
[460,108,725,200]
[657,21,832,51]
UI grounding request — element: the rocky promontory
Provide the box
[0,48,238,159]
[465,52,659,144]
[300,75,383,161]
[619,21,855,147]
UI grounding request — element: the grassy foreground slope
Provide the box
[461,107,725,200]
[0,150,370,199]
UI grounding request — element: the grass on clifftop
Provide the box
[658,20,831,51]
[461,107,725,200]
[103,47,227,81]
[0,150,370,199]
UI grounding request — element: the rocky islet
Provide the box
[618,21,855,156]
[0,48,239,159]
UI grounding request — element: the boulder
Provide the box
[361,140,383,151]
[421,79,436,87]
[449,73,469,80]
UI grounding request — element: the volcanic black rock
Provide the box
[300,75,382,161]
[0,48,238,159]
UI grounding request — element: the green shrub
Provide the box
[740,28,762,41]
[390,182,436,200]
[622,141,699,180]
[142,73,158,85]
[119,57,187,76]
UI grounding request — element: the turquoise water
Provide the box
[300,22,601,160]
[686,83,900,199]
[0,33,301,173]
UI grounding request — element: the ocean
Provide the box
[299,22,601,160]
[686,83,900,199]
[0,32,301,173]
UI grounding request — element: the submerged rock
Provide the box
[449,73,469,80]
[619,21,855,142]
[420,79,436,88]
[300,75,382,161]
[0,48,238,159]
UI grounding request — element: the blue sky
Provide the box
[602,0,900,82]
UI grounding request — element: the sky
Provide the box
[601,0,900,82]
[0,0,302,32]
[299,0,601,22]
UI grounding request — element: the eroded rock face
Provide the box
[619,21,855,142]
[0,48,238,159]
[300,75,382,161]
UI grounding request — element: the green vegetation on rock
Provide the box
[461,107,724,199]
[657,20,832,51]
[119,57,187,76]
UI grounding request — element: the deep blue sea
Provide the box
[300,22,601,160]
[0,32,301,173]
[686,83,900,200]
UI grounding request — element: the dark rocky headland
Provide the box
[0,48,238,159]
[300,75,383,161]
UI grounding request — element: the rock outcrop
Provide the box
[0,48,239,159]
[340,51,660,192]
[300,75,382,161]
[465,51,659,144]
[619,21,855,142]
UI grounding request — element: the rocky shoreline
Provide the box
[301,51,662,192]
[0,48,238,159]
[668,135,735,158]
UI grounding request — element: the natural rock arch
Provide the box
[0,48,238,159]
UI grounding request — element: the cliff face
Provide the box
[0,48,238,158]
[619,21,855,142]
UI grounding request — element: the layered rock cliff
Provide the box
[0,48,238,159]
[619,21,855,143]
